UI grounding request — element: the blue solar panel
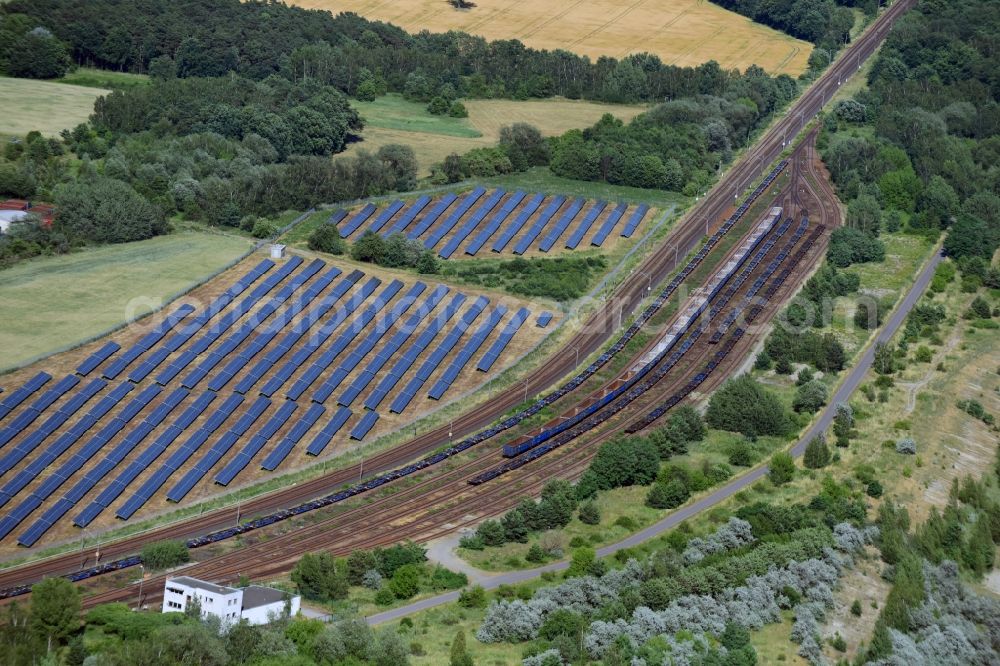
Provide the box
[423,187,487,250]
[0,372,52,422]
[306,406,352,455]
[513,196,566,255]
[202,394,245,432]
[539,197,585,252]
[407,193,458,240]
[215,401,297,485]
[365,200,405,234]
[428,306,507,399]
[339,203,377,237]
[261,403,325,470]
[231,396,271,435]
[590,202,628,246]
[76,341,120,376]
[287,279,405,401]
[383,195,432,237]
[438,189,506,259]
[536,311,553,328]
[476,307,530,372]
[327,208,348,226]
[310,282,426,403]
[565,201,608,249]
[464,190,527,255]
[621,203,650,237]
[337,284,449,408]
[490,194,545,252]
[349,410,379,441]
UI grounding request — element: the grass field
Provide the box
[0,231,251,370]
[56,67,149,90]
[0,76,106,137]
[345,95,647,175]
[293,0,811,75]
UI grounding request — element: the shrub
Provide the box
[768,452,796,485]
[448,101,468,118]
[851,600,862,617]
[458,534,484,550]
[308,223,346,254]
[866,480,883,498]
[914,346,933,363]
[706,376,790,438]
[374,587,395,605]
[430,565,468,591]
[389,564,421,599]
[251,218,279,238]
[803,437,831,469]
[578,502,601,525]
[646,480,689,509]
[727,439,756,467]
[525,544,546,563]
[140,540,190,570]
[793,380,829,413]
[458,585,487,609]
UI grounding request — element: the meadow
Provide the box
[293,0,811,75]
[0,231,250,369]
[345,95,647,174]
[0,76,106,137]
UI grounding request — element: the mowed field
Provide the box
[0,77,106,137]
[294,0,811,74]
[0,232,251,370]
[346,95,647,174]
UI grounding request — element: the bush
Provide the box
[793,380,829,413]
[374,587,395,605]
[827,226,885,267]
[803,437,831,469]
[578,502,601,525]
[251,218,279,238]
[851,600,863,617]
[458,534,484,550]
[646,480,689,509]
[525,544,546,563]
[140,540,190,570]
[389,564,421,599]
[866,480,883,498]
[458,585,487,609]
[308,223,346,254]
[448,101,468,118]
[727,439,756,467]
[706,376,790,438]
[769,452,796,485]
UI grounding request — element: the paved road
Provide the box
[367,249,943,625]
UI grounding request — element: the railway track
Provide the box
[0,0,908,597]
[68,129,837,610]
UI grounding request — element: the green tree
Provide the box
[578,502,601,525]
[768,452,795,485]
[140,540,190,570]
[29,577,80,653]
[6,28,70,79]
[389,564,421,599]
[54,177,166,243]
[291,552,347,602]
[416,249,439,274]
[450,629,473,666]
[873,341,895,375]
[846,193,883,236]
[351,229,387,264]
[803,437,831,469]
[308,223,346,254]
[566,547,596,577]
[706,376,790,438]
[448,101,468,118]
[646,479,689,509]
[793,380,828,413]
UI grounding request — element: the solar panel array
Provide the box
[328,190,649,258]
[0,212,566,545]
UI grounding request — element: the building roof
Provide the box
[168,576,237,596]
[241,585,289,610]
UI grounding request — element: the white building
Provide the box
[162,576,301,627]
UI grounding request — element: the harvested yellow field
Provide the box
[294,0,811,75]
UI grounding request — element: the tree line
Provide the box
[7,0,799,107]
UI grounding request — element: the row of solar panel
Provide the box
[1,252,542,541]
[11,386,190,546]
[334,191,647,257]
[428,306,508,400]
